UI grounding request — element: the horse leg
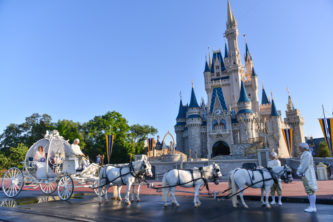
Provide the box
[130,184,135,202]
[170,187,180,207]
[265,186,271,208]
[125,182,132,205]
[260,188,265,206]
[238,185,248,208]
[104,184,109,201]
[136,184,141,202]
[194,185,201,207]
[117,186,122,201]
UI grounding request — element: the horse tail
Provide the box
[162,173,168,202]
[229,169,238,207]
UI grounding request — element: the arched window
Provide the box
[212,120,218,130]
[220,119,227,129]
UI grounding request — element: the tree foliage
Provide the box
[0,111,158,169]
[316,141,331,157]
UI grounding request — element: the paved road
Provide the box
[0,191,332,222]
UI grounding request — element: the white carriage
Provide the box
[1,130,101,200]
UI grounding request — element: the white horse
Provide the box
[98,158,152,205]
[162,163,222,208]
[228,165,293,208]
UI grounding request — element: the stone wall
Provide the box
[150,158,258,180]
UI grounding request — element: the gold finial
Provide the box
[271,91,274,100]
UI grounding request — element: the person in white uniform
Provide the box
[70,138,85,170]
[297,142,318,213]
[267,151,282,205]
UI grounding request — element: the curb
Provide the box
[239,195,333,205]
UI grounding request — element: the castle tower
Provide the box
[267,98,290,158]
[244,43,253,80]
[237,80,256,142]
[284,92,305,157]
[175,96,186,153]
[223,0,243,111]
[259,85,271,123]
[186,86,202,157]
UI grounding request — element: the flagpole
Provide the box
[322,105,332,154]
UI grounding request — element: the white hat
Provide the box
[270,151,277,158]
[299,142,310,150]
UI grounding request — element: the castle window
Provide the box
[216,66,220,70]
[248,93,251,97]
[216,72,220,76]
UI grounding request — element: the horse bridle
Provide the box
[274,165,292,183]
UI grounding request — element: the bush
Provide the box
[317,141,331,157]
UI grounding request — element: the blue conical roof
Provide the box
[238,80,250,104]
[261,88,270,105]
[210,87,228,113]
[217,51,226,71]
[189,87,199,108]
[224,43,228,58]
[245,43,252,61]
[271,99,279,116]
[252,67,257,76]
[204,61,210,72]
[176,99,185,119]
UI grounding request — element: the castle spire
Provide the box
[252,67,257,77]
[245,42,252,61]
[287,88,294,111]
[271,92,279,116]
[204,57,210,72]
[261,85,270,105]
[238,80,250,104]
[189,84,199,108]
[224,42,228,58]
[208,48,212,68]
[176,96,184,119]
[227,0,236,26]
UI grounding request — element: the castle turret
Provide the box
[186,86,202,157]
[259,85,271,122]
[175,97,187,153]
[224,0,242,111]
[284,92,305,157]
[267,97,290,158]
[244,43,253,80]
[237,81,256,142]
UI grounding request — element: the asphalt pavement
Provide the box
[0,191,333,222]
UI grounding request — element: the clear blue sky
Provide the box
[0,0,332,139]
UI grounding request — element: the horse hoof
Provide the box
[176,204,180,207]
[126,201,131,206]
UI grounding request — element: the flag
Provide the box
[106,135,115,164]
[147,138,155,152]
[282,128,293,155]
[319,118,333,154]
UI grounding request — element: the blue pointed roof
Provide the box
[224,43,228,58]
[189,87,199,108]
[238,80,250,104]
[271,99,279,116]
[176,99,185,119]
[217,51,226,71]
[261,88,270,105]
[252,67,257,76]
[204,61,210,72]
[210,87,228,113]
[211,51,226,73]
[245,43,252,61]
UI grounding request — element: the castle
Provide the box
[175,0,305,159]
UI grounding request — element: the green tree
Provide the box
[8,143,28,169]
[0,124,23,149]
[83,111,131,163]
[0,153,9,170]
[56,119,86,149]
[317,141,331,157]
[129,124,157,154]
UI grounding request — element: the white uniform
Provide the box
[70,144,84,170]
[297,151,317,193]
[267,159,281,168]
[268,159,282,194]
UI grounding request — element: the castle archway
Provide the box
[211,141,230,157]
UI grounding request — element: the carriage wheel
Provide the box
[39,181,57,194]
[1,167,24,198]
[93,181,106,197]
[57,175,74,201]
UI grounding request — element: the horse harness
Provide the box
[175,168,210,191]
[245,168,271,188]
